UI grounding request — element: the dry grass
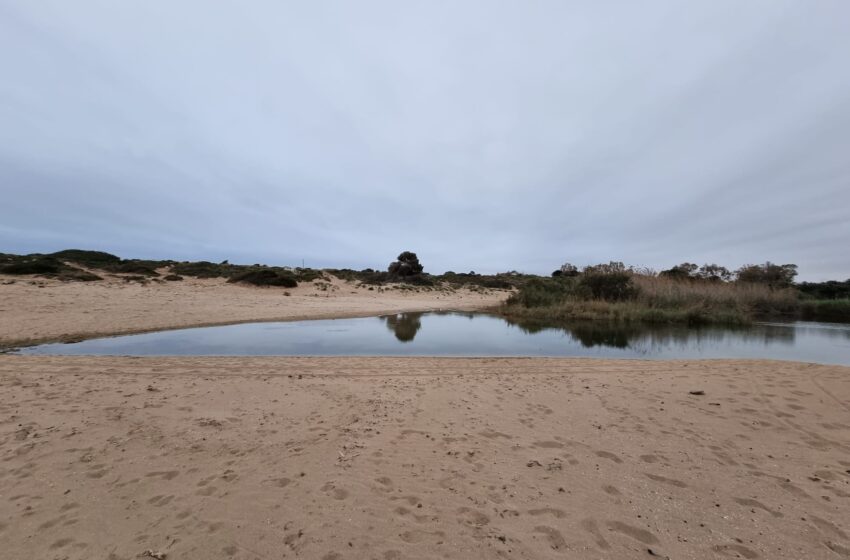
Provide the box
[502,274,801,325]
[631,275,799,314]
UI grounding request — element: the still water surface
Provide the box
[17,312,850,365]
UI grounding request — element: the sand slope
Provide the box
[1,356,848,559]
[0,275,506,348]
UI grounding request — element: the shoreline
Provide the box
[0,273,507,349]
[0,306,500,351]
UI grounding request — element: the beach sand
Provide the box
[1,356,848,559]
[1,277,849,559]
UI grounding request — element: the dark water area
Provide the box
[16,312,850,365]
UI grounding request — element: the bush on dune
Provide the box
[169,261,234,278]
[227,269,298,287]
[49,249,121,265]
[1,257,63,275]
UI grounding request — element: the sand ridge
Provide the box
[1,356,848,559]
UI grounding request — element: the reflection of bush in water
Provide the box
[500,316,795,351]
[502,317,638,348]
[384,312,424,342]
[569,324,639,348]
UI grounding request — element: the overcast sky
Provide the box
[1,1,848,280]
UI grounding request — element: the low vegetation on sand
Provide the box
[0,250,324,287]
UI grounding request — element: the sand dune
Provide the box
[1,356,848,559]
[0,274,506,348]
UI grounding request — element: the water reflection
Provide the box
[16,312,850,365]
[383,312,424,342]
[501,316,796,352]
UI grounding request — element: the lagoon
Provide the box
[16,312,850,366]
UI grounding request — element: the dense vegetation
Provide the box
[504,261,847,325]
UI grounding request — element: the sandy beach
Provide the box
[1,279,849,559]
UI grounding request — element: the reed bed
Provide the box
[501,274,801,326]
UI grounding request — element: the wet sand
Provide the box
[1,356,848,559]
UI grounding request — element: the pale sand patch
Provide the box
[0,274,507,348]
[1,356,848,559]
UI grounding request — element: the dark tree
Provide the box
[735,262,798,289]
[660,262,699,280]
[696,264,731,282]
[555,262,579,277]
[388,251,424,277]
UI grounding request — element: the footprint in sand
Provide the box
[602,485,621,496]
[457,507,490,526]
[580,519,610,550]
[733,498,782,518]
[534,526,567,550]
[712,543,760,558]
[595,450,623,464]
[399,530,445,544]
[528,507,567,519]
[321,482,349,500]
[606,521,660,545]
[645,473,688,488]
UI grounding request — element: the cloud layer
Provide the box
[2,1,848,279]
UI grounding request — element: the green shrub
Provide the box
[1,258,62,275]
[170,261,234,278]
[578,272,637,301]
[506,277,577,307]
[56,268,102,282]
[49,249,121,265]
[104,261,161,276]
[227,269,297,287]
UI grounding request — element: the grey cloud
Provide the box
[1,1,848,279]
